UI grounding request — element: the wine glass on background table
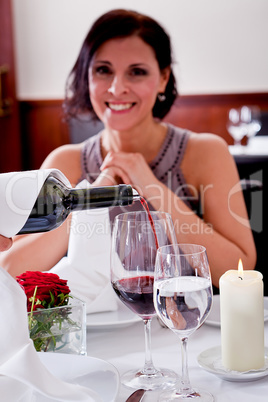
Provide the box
[227,107,247,149]
[154,244,214,401]
[227,106,261,150]
[243,105,262,143]
[110,211,178,391]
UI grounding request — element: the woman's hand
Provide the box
[92,165,131,187]
[100,151,159,196]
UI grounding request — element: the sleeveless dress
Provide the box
[51,124,200,313]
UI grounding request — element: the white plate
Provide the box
[205,295,268,327]
[36,353,119,401]
[86,301,141,330]
[198,346,268,382]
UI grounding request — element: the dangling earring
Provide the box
[157,93,166,102]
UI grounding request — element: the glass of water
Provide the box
[154,244,213,401]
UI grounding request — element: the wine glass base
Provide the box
[158,388,214,401]
[121,367,178,391]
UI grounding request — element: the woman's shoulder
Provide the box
[187,131,230,157]
[41,143,83,185]
[182,131,235,185]
[168,124,230,161]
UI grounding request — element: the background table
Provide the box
[229,137,268,295]
[86,313,268,401]
[229,136,268,158]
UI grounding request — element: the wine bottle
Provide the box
[18,175,139,234]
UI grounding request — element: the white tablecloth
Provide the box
[86,317,268,401]
[229,136,268,156]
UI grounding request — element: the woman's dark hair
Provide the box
[64,9,178,120]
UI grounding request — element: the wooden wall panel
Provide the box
[0,0,22,173]
[20,100,70,169]
[20,93,268,170]
[163,92,268,143]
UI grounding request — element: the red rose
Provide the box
[16,271,71,312]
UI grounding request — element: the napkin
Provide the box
[0,267,101,402]
[0,169,71,238]
[50,181,118,314]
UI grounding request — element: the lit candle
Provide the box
[219,260,264,371]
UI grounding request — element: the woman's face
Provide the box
[88,36,169,131]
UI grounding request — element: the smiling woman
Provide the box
[87,36,170,133]
[0,9,256,294]
[64,9,176,122]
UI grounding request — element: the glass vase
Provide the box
[28,297,86,355]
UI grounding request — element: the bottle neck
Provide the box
[69,184,139,211]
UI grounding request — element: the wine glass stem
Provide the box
[180,337,192,395]
[143,319,157,375]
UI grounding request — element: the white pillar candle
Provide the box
[219,262,264,372]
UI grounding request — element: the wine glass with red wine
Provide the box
[110,210,178,390]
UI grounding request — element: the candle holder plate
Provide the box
[198,346,268,382]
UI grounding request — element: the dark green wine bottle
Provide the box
[18,175,139,234]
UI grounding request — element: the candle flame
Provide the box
[238,258,244,279]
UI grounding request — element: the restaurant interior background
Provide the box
[0,0,267,171]
[1,0,268,283]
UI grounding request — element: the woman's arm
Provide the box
[0,235,13,252]
[100,135,256,287]
[0,144,82,277]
